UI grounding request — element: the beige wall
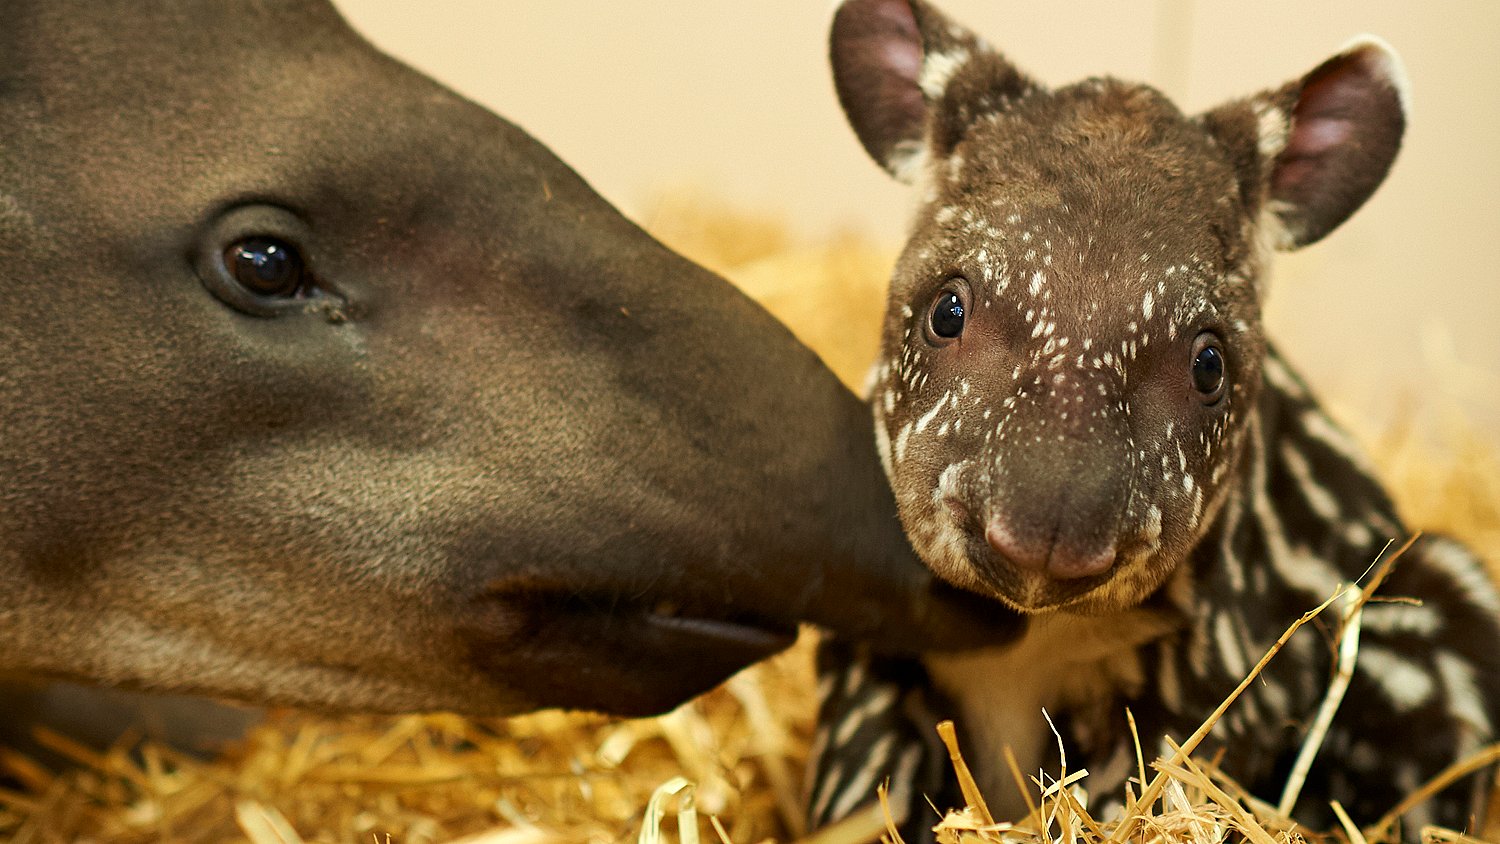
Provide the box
[335,1,1500,442]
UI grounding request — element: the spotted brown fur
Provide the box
[809,1,1499,840]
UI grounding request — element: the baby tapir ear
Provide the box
[830,0,1038,183]
[1205,37,1408,250]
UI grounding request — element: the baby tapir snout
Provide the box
[984,371,1131,579]
[961,367,1133,599]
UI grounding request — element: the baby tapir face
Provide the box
[832,0,1407,613]
[870,106,1261,614]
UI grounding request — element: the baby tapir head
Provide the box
[831,0,1407,613]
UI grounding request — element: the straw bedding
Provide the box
[2,194,1496,844]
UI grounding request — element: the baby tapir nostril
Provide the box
[985,516,1117,580]
[984,517,1048,573]
[1045,541,1117,580]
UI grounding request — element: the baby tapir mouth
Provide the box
[459,582,797,716]
[983,514,1118,581]
[964,535,1117,611]
[944,495,1140,612]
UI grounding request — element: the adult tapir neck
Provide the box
[0,0,1012,717]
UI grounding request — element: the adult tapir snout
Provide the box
[0,0,1014,717]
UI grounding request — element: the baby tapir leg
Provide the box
[806,640,955,841]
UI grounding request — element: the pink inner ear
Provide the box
[1289,112,1355,156]
[1268,44,1405,246]
[830,0,930,176]
[879,36,922,81]
[1274,121,1355,196]
[1275,71,1364,193]
[869,0,923,79]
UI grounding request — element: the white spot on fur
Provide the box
[823,732,898,820]
[1143,505,1163,548]
[1358,645,1435,713]
[886,140,930,186]
[1424,538,1500,617]
[1254,102,1289,158]
[894,421,915,464]
[1361,602,1442,637]
[919,47,972,99]
[914,391,953,435]
[1213,611,1249,679]
[1436,651,1494,737]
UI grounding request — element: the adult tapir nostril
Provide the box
[985,515,1117,580]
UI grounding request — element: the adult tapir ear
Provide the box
[830,0,1040,183]
[1204,37,1408,250]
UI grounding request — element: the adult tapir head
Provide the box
[0,0,1015,717]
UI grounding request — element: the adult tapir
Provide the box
[0,0,1015,739]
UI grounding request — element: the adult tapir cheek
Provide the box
[425,221,1020,656]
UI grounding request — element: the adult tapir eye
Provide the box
[196,204,341,318]
[1191,332,1227,403]
[926,280,969,344]
[224,237,305,298]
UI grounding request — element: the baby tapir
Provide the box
[806,0,1500,839]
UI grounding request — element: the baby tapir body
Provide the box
[806,0,1500,839]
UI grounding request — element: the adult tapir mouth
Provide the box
[458,582,797,716]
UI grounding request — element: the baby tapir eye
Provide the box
[225,237,306,298]
[926,281,968,343]
[1191,332,1227,403]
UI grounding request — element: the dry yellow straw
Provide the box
[792,801,889,844]
[1330,801,1369,844]
[1277,582,1365,816]
[1107,588,1345,844]
[1004,744,1043,830]
[1159,737,1277,844]
[1367,744,1500,842]
[638,777,698,844]
[938,720,996,827]
[1111,534,1418,844]
[234,800,305,844]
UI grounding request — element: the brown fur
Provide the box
[813,8,1499,839]
[834,0,1404,616]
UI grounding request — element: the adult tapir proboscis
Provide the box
[0,0,1015,723]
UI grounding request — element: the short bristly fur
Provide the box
[0,0,1019,749]
[808,1,1500,840]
